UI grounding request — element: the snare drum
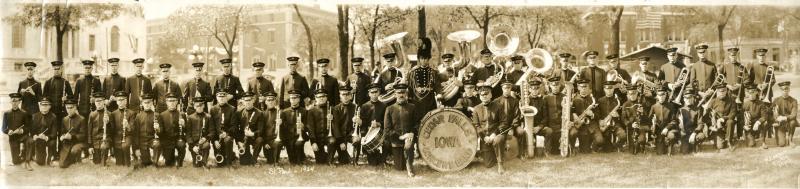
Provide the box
[362,127,384,152]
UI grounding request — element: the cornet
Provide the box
[760,66,775,103]
[296,112,305,142]
[671,68,690,105]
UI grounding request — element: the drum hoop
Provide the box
[418,108,478,172]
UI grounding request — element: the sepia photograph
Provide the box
[0,0,799,187]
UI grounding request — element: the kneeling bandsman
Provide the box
[359,83,388,166]
[308,89,331,164]
[773,82,797,147]
[89,92,115,165]
[472,84,504,172]
[157,93,186,167]
[133,94,158,167]
[649,86,678,155]
[237,92,264,165]
[622,85,653,154]
[572,79,599,153]
[3,93,32,170]
[384,83,417,177]
[59,98,87,168]
[260,92,281,164]
[332,85,356,165]
[678,88,705,154]
[187,97,214,167]
[279,89,310,165]
[31,98,57,166]
[597,82,625,152]
[520,80,550,157]
[210,91,238,166]
[707,84,737,150]
[742,85,769,149]
[111,91,136,166]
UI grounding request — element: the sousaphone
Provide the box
[441,30,481,101]
[484,24,518,87]
[378,32,409,103]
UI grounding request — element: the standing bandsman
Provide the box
[111,91,136,166]
[213,58,245,107]
[153,63,182,113]
[384,83,418,177]
[278,57,311,109]
[773,81,797,147]
[633,57,659,98]
[310,58,340,106]
[742,85,769,148]
[649,86,679,155]
[126,58,151,111]
[132,93,158,167]
[409,37,441,117]
[579,51,607,99]
[103,58,126,112]
[606,54,631,102]
[307,89,331,164]
[707,84,737,150]
[521,80,551,155]
[359,83,388,166]
[473,49,502,98]
[58,98,87,168]
[247,62,276,110]
[622,85,654,154]
[43,61,73,118]
[19,62,42,113]
[548,53,577,88]
[750,48,776,102]
[236,92,264,165]
[721,48,747,104]
[157,93,186,167]
[3,93,32,170]
[454,80,480,117]
[187,96,214,167]
[210,91,238,166]
[184,62,213,114]
[596,82,625,152]
[332,85,357,165]
[279,89,310,165]
[472,84,503,172]
[76,60,103,118]
[659,48,687,103]
[507,55,527,96]
[377,53,403,96]
[88,92,115,165]
[690,45,718,95]
[260,92,281,164]
[31,98,57,166]
[347,57,371,106]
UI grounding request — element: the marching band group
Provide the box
[2,35,798,177]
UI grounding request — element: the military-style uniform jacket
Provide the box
[125,74,152,111]
[571,94,596,128]
[31,112,58,140]
[157,109,186,148]
[237,108,264,142]
[132,110,157,149]
[708,96,737,121]
[310,75,340,106]
[60,114,87,144]
[186,112,215,145]
[622,98,654,131]
[649,101,678,131]
[596,95,621,128]
[742,99,769,128]
[247,76,276,109]
[43,76,73,116]
[471,102,499,135]
[677,106,704,135]
[377,67,403,94]
[774,95,798,125]
[88,109,116,146]
[333,102,357,141]
[544,93,566,129]
[278,106,310,142]
[76,75,102,115]
[214,74,245,106]
[454,95,479,117]
[152,78,182,112]
[278,72,310,108]
[383,101,417,145]
[18,77,42,113]
[210,104,238,141]
[2,108,31,141]
[690,60,718,91]
[261,107,279,142]
[748,62,776,99]
[579,66,608,98]
[522,95,548,128]
[658,61,685,83]
[103,73,126,111]
[307,104,331,145]
[358,100,386,137]
[111,108,137,147]
[347,71,371,105]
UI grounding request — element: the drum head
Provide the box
[418,108,478,172]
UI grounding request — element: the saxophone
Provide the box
[195,116,206,165]
[239,111,255,155]
[214,112,225,163]
[560,70,579,157]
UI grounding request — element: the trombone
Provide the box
[760,66,775,103]
[670,68,690,105]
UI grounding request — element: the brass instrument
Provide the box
[326,105,334,143]
[378,32,410,103]
[275,107,282,143]
[735,65,747,104]
[631,71,658,92]
[122,110,129,148]
[671,68,690,105]
[574,95,598,130]
[606,69,629,85]
[487,24,519,58]
[441,30,481,101]
[760,66,775,103]
[296,112,305,142]
[699,74,726,106]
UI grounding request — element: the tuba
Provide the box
[378,32,410,104]
[440,30,482,101]
[484,24,518,87]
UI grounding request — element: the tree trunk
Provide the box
[56,29,66,62]
[610,6,624,61]
[293,4,315,77]
[368,6,380,72]
[717,24,725,63]
[482,6,490,50]
[337,5,350,77]
[418,6,426,38]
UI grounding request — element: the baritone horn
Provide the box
[440,30,481,101]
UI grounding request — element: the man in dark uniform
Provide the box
[622,85,654,154]
[126,58,151,111]
[606,54,631,102]
[210,91,238,166]
[347,57,371,106]
[596,82,625,152]
[157,93,185,167]
[103,58,126,112]
[310,58,340,106]
[88,92,115,165]
[721,48,747,104]
[111,91,136,166]
[409,37,442,107]
[741,85,769,149]
[691,45,718,98]
[492,79,522,159]
[659,48,687,104]
[579,51,606,99]
[58,98,87,168]
[358,83,388,166]
[43,61,73,118]
[454,80,479,117]
[649,86,679,155]
[473,49,502,98]
[76,60,103,119]
[383,83,418,177]
[472,84,503,172]
[707,84,737,150]
[750,48,776,102]
[520,80,551,156]
[213,58,245,107]
[3,93,33,170]
[260,92,281,164]
[18,62,42,113]
[153,63,182,113]
[678,88,705,154]
[773,81,797,147]
[507,55,526,96]
[544,76,566,154]
[187,96,214,167]
[278,57,311,109]
[247,62,276,110]
[30,98,57,166]
[332,85,356,165]
[307,89,331,164]
[633,57,659,98]
[279,89,310,164]
[548,53,577,89]
[132,93,158,167]
[377,53,404,103]
[236,92,264,165]
[571,79,600,153]
[184,62,213,114]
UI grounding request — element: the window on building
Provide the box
[111,26,120,52]
[268,29,276,43]
[72,30,79,58]
[89,35,96,51]
[14,62,23,72]
[252,29,260,43]
[773,48,780,62]
[133,38,139,53]
[12,24,25,48]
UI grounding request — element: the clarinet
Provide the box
[101,110,109,166]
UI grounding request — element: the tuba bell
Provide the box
[484,24,518,87]
[378,32,410,104]
[440,30,482,101]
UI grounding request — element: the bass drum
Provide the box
[418,108,478,172]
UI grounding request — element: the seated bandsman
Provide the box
[111,91,137,166]
[359,83,389,166]
[332,85,357,165]
[454,80,480,117]
[571,79,599,153]
[4,93,32,170]
[157,93,185,167]
[187,96,214,167]
[260,92,281,164]
[678,88,706,154]
[741,84,769,149]
[622,85,653,154]
[210,91,238,166]
[495,78,522,159]
[236,92,264,165]
[520,79,550,157]
[278,89,310,165]
[384,83,417,177]
[308,89,331,164]
[132,93,158,167]
[707,84,737,150]
[597,82,625,152]
[31,97,58,166]
[773,81,797,147]
[89,92,115,165]
[58,98,87,168]
[472,84,503,172]
[649,85,679,155]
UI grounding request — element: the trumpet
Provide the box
[297,112,305,142]
[760,66,775,103]
[671,68,690,105]
[275,108,282,143]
